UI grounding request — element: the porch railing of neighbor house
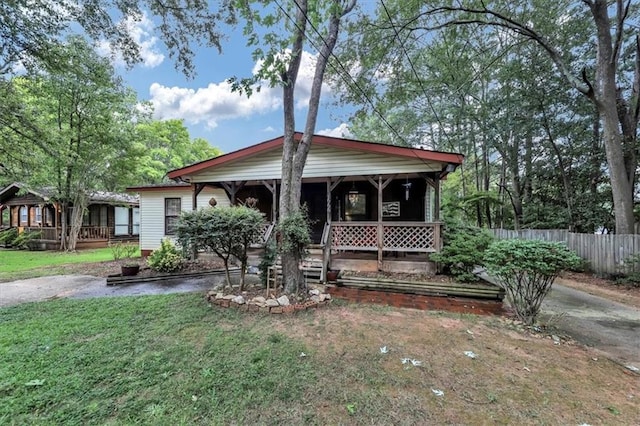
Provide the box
[77,226,111,240]
[23,227,58,241]
[23,226,111,241]
[330,221,442,252]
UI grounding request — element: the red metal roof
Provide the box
[166,132,464,180]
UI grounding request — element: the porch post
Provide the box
[433,178,440,221]
[192,183,206,210]
[272,180,277,221]
[323,178,332,282]
[377,176,383,271]
[260,180,278,222]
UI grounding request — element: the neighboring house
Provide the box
[125,182,231,254]
[0,182,139,249]
[134,132,464,280]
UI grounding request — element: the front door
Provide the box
[300,183,326,244]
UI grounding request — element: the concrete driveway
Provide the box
[541,283,640,367]
[0,274,221,307]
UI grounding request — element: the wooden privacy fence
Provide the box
[490,229,640,275]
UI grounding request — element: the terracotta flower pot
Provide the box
[326,270,339,282]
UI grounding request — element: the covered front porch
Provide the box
[200,172,445,281]
[167,133,469,294]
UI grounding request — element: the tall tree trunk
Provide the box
[280,0,355,295]
[588,0,636,233]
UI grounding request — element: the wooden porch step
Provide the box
[336,276,505,300]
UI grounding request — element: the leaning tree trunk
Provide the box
[279,0,355,295]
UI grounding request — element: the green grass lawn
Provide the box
[0,294,314,425]
[0,247,139,274]
[1,293,638,425]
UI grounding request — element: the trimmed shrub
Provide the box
[147,239,184,273]
[175,206,264,290]
[484,239,582,326]
[430,222,493,282]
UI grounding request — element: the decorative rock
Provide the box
[310,295,321,303]
[319,294,327,302]
[216,292,224,299]
[266,299,280,308]
[222,294,236,300]
[251,296,267,304]
[325,293,331,300]
[232,295,246,305]
[276,295,291,306]
[309,289,321,296]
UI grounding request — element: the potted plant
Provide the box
[109,241,140,276]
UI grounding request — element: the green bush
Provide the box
[175,206,264,290]
[147,239,184,273]
[484,239,582,325]
[12,230,42,250]
[615,253,640,288]
[109,241,138,261]
[430,222,493,282]
[259,237,278,287]
[0,228,18,246]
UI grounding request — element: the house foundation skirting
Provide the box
[327,286,504,315]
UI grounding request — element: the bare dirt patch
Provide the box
[262,305,639,424]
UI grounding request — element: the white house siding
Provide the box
[190,145,442,183]
[138,187,229,252]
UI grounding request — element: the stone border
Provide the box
[205,289,332,315]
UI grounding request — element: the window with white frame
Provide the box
[165,198,181,235]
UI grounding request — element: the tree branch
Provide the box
[612,0,631,66]
[394,5,591,96]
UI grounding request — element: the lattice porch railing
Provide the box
[330,221,441,253]
[383,223,437,252]
[330,223,378,251]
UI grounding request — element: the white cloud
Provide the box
[149,81,281,128]
[317,123,351,138]
[148,50,332,127]
[96,12,164,68]
[262,126,276,132]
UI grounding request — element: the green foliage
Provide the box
[484,239,582,325]
[276,208,312,254]
[430,222,493,282]
[615,254,640,288]
[147,239,184,273]
[108,241,138,262]
[0,228,18,246]
[131,119,222,185]
[259,238,278,287]
[12,230,42,250]
[175,206,264,289]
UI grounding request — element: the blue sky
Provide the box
[109,12,354,154]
